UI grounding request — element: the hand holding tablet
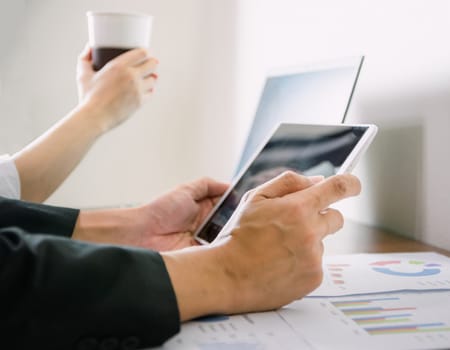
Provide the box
[195,122,378,244]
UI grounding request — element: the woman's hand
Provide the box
[76,44,159,133]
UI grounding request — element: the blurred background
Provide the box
[1,0,449,249]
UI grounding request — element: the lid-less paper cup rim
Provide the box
[86,11,152,19]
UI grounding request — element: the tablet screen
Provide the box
[195,123,372,244]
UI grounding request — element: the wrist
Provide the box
[161,243,236,321]
[72,207,142,246]
[74,101,110,136]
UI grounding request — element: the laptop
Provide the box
[234,56,364,174]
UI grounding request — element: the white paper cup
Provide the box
[87,11,153,70]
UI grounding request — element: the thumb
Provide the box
[77,43,94,78]
[185,177,229,202]
[251,171,323,201]
[79,43,92,61]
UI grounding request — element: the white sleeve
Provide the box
[0,154,21,199]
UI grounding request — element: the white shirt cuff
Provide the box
[0,154,21,199]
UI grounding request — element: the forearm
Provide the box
[0,227,179,348]
[161,244,236,322]
[71,208,234,320]
[72,209,231,320]
[13,103,104,202]
[72,206,144,247]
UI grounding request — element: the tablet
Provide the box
[194,123,378,244]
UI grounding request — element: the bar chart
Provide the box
[331,296,450,336]
[281,291,450,349]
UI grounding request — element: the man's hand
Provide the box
[220,171,360,313]
[162,171,361,321]
[136,177,229,251]
[71,177,228,251]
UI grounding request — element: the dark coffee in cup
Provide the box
[87,12,152,71]
[92,47,131,71]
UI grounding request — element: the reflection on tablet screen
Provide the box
[196,123,369,243]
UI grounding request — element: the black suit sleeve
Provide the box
[0,196,79,237]
[0,227,180,349]
[0,198,180,349]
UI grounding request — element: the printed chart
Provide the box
[331,297,450,335]
[154,291,450,350]
[309,252,450,297]
[152,253,450,350]
[281,292,450,350]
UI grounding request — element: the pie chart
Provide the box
[370,260,441,277]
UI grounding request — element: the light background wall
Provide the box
[1,0,449,249]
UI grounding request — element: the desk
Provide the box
[161,221,450,350]
[324,220,450,257]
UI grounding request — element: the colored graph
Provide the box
[332,296,450,336]
[326,263,350,285]
[370,260,442,277]
[312,253,450,297]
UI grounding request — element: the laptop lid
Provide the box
[234,56,364,174]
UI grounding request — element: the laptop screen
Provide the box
[235,57,364,174]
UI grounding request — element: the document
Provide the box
[151,252,450,350]
[280,291,450,350]
[309,252,450,297]
[154,291,450,350]
[155,311,314,350]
